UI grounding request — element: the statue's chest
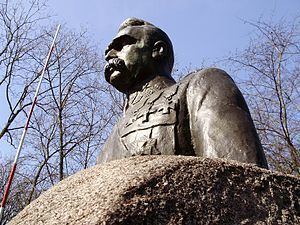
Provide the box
[118,86,180,156]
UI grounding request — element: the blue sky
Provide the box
[1,0,300,158]
[48,0,300,68]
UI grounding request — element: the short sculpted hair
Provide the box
[119,18,174,75]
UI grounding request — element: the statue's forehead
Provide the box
[115,26,145,39]
[106,26,153,53]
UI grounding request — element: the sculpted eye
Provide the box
[105,35,137,55]
[121,36,137,46]
[114,35,137,51]
[114,42,123,51]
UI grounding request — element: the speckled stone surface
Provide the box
[9,156,300,225]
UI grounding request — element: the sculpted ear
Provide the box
[152,41,168,60]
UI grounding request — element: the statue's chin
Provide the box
[109,71,131,93]
[109,70,122,83]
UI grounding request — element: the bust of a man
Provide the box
[97,18,268,168]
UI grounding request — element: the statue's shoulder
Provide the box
[179,67,241,101]
[180,68,235,86]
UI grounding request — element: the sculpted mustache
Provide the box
[104,58,127,76]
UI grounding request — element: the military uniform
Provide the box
[97,68,268,168]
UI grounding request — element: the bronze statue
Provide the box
[97,18,268,168]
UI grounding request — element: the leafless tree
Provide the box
[0,0,50,145]
[225,18,300,175]
[0,1,122,222]
[0,157,31,224]
[1,24,120,222]
[16,25,119,204]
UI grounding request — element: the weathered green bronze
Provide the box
[98,18,268,168]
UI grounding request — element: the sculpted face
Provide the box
[104,26,154,93]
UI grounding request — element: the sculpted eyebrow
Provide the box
[105,35,137,55]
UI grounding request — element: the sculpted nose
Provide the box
[105,49,117,61]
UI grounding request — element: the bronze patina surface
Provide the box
[98,18,268,168]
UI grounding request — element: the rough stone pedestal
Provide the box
[9,156,300,225]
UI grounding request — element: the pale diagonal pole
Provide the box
[0,24,61,220]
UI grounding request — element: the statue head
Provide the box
[104,18,174,93]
